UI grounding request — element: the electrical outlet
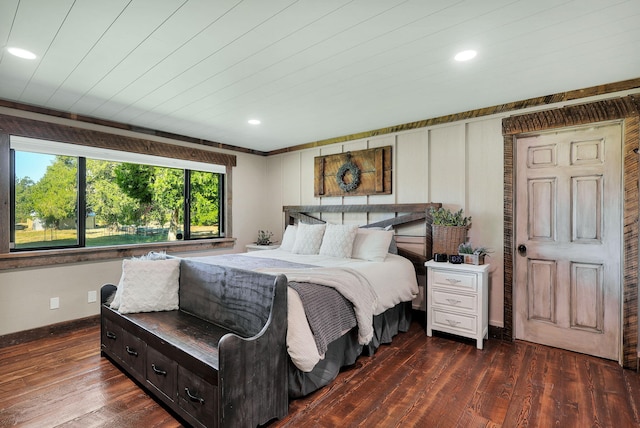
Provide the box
[88,290,97,303]
[50,297,60,310]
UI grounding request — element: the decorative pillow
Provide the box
[291,223,326,255]
[355,226,398,255]
[279,225,297,252]
[319,223,359,258]
[110,252,169,310]
[351,228,394,262]
[116,258,181,314]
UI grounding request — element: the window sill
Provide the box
[0,238,236,270]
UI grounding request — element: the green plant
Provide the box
[255,230,273,245]
[430,207,472,227]
[458,243,474,254]
[458,243,490,256]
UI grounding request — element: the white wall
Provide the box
[264,118,506,327]
[262,88,640,328]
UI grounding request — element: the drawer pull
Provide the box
[125,346,138,356]
[445,319,461,327]
[151,364,167,376]
[446,299,461,305]
[106,331,117,340]
[445,278,461,284]
[185,387,205,404]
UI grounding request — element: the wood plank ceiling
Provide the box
[0,0,639,152]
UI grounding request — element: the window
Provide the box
[10,137,224,251]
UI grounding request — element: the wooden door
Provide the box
[514,123,622,361]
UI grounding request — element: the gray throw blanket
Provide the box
[289,282,356,355]
[189,254,364,354]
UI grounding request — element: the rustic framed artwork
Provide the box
[314,146,392,197]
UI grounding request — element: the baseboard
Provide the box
[0,315,100,349]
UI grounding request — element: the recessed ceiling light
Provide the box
[248,119,261,125]
[454,50,477,62]
[7,47,37,60]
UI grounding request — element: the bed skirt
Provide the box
[287,300,413,398]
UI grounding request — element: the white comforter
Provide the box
[243,249,418,371]
[256,266,377,346]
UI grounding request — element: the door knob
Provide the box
[518,244,527,256]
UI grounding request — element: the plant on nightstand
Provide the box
[458,243,490,265]
[255,230,274,246]
[430,207,472,257]
[430,207,472,227]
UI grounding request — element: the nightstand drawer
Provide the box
[432,270,477,291]
[432,289,477,311]
[432,309,476,334]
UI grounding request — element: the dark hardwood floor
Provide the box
[1,319,639,427]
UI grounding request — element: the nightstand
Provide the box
[425,260,489,349]
[245,244,279,252]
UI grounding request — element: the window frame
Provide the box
[10,150,224,251]
[183,169,225,241]
[0,114,236,270]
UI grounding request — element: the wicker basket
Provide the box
[432,225,468,257]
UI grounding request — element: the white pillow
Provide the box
[291,223,326,255]
[110,252,169,310]
[116,258,181,314]
[279,225,297,252]
[319,223,359,258]
[352,228,394,262]
[363,225,398,254]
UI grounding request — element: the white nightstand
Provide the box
[425,260,490,349]
[245,244,279,252]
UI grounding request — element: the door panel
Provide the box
[529,178,555,240]
[570,262,603,333]
[527,259,556,323]
[572,175,601,242]
[515,123,621,361]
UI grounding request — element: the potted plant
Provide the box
[255,230,274,246]
[430,207,472,257]
[458,243,490,265]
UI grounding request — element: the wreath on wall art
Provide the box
[336,154,361,192]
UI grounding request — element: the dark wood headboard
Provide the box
[283,203,441,270]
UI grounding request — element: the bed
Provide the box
[189,203,439,397]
